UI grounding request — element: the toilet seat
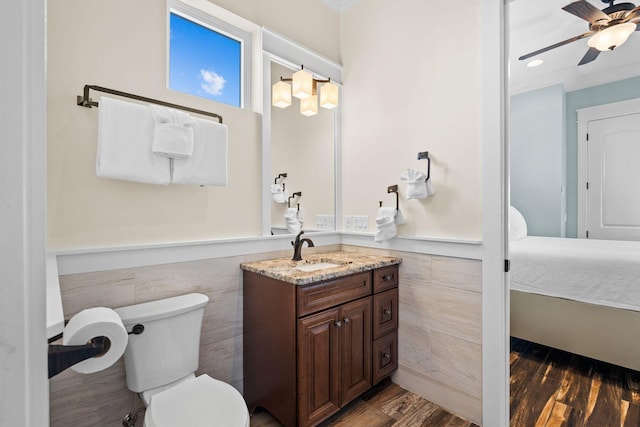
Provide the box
[144,374,249,427]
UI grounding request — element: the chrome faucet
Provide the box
[291,231,314,261]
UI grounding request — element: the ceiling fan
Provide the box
[519,0,640,65]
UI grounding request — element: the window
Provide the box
[168,1,251,109]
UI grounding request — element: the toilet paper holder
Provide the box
[47,322,145,378]
[48,336,110,378]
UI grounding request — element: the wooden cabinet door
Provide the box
[339,297,372,405]
[298,308,341,427]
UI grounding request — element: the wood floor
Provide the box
[510,337,640,427]
[250,381,478,427]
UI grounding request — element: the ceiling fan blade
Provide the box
[562,0,611,24]
[578,47,601,65]
[623,5,640,20]
[518,32,593,61]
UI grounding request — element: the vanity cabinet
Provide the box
[242,262,399,427]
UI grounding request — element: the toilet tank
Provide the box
[114,293,209,393]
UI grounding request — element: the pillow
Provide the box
[509,206,528,241]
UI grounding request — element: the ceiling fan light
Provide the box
[292,69,313,99]
[300,94,318,116]
[319,82,339,109]
[587,23,637,51]
[272,80,291,108]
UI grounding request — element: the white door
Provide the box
[586,112,640,241]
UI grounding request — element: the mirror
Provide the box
[269,60,336,235]
[261,29,342,237]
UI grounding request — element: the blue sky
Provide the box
[169,13,241,107]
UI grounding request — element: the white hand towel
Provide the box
[400,169,428,199]
[96,96,171,185]
[149,105,197,159]
[374,207,397,242]
[271,184,289,204]
[284,207,301,234]
[172,119,228,186]
[426,178,436,197]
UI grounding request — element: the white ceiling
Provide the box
[509,0,640,94]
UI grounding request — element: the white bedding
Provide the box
[510,236,640,312]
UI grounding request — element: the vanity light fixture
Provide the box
[588,23,637,52]
[272,65,339,116]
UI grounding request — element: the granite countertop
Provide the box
[240,251,402,285]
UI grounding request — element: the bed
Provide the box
[510,235,640,371]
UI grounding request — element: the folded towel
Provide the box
[172,119,228,186]
[96,96,171,185]
[271,184,289,204]
[400,169,428,199]
[149,105,197,159]
[284,207,301,234]
[374,207,397,242]
[426,178,436,197]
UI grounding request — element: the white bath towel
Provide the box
[284,207,302,234]
[374,207,397,242]
[172,119,228,186]
[96,96,171,185]
[149,105,197,159]
[400,169,428,199]
[271,184,289,204]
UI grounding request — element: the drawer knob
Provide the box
[382,274,393,281]
[343,317,350,324]
[383,352,391,360]
[334,320,342,328]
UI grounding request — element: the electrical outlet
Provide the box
[344,215,353,231]
[352,215,369,231]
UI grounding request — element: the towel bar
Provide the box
[77,85,223,123]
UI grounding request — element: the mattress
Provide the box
[510,236,640,312]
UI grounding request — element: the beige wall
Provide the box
[205,0,341,63]
[47,0,340,249]
[340,0,482,240]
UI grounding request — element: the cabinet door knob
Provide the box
[334,320,342,328]
[343,317,350,324]
[384,309,392,315]
[383,352,391,360]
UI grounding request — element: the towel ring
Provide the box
[288,191,302,208]
[417,151,431,181]
[387,185,399,212]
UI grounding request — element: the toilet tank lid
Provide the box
[115,293,209,325]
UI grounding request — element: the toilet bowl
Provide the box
[113,294,249,427]
[143,375,249,427]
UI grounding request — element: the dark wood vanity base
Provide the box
[243,262,400,427]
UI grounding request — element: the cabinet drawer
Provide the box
[372,332,398,385]
[297,272,372,317]
[373,288,398,340]
[373,265,398,293]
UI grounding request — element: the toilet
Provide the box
[114,293,249,427]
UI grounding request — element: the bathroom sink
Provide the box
[294,262,341,272]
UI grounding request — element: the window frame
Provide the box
[167,0,252,109]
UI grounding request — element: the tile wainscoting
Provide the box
[50,243,481,426]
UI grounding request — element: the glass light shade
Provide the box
[319,82,339,109]
[292,69,313,99]
[272,80,291,108]
[588,23,636,51]
[300,95,318,116]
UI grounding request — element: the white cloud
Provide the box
[200,69,226,96]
